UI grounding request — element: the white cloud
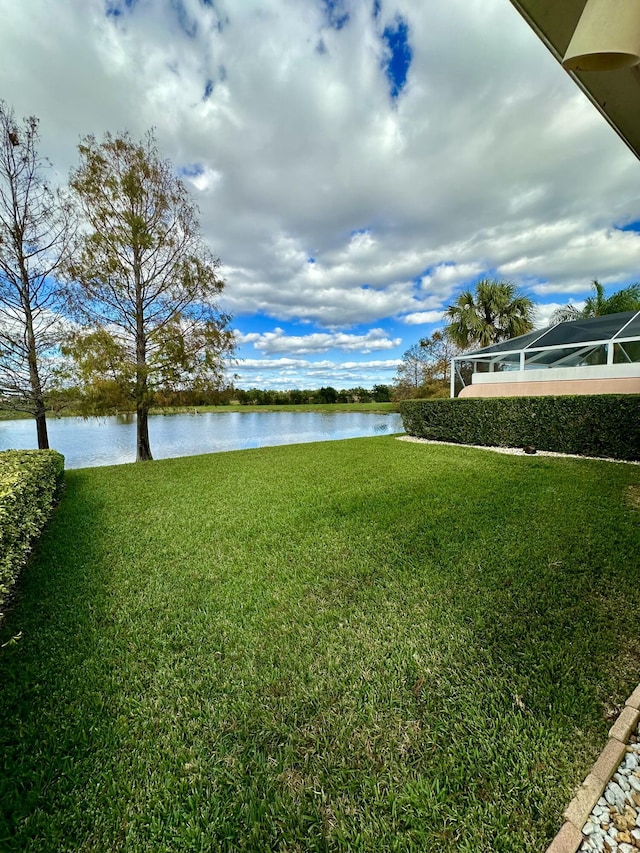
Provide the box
[420,263,485,296]
[233,355,400,389]
[238,357,315,371]
[497,227,640,293]
[401,311,445,325]
[236,326,401,354]
[3,0,640,388]
[533,302,586,329]
[238,357,400,372]
[185,166,223,193]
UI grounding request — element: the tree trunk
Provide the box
[136,403,153,462]
[35,404,49,450]
[134,255,152,462]
[24,296,49,449]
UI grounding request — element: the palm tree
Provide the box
[444,279,535,350]
[551,280,640,324]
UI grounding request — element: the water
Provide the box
[0,410,403,469]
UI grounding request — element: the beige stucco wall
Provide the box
[459,377,640,398]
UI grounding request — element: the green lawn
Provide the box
[1,437,639,852]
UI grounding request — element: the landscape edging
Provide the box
[546,686,640,853]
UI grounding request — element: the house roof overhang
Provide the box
[508,0,640,161]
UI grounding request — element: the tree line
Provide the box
[233,385,393,405]
[38,383,394,410]
[0,103,234,461]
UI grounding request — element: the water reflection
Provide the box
[0,411,403,469]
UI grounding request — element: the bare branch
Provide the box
[0,102,73,445]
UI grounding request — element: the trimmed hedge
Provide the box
[0,450,65,616]
[400,394,640,461]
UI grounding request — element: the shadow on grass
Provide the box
[0,468,129,851]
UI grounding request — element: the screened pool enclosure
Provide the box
[451,310,640,398]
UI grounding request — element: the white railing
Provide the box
[471,363,640,385]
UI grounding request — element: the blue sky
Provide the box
[2,0,640,389]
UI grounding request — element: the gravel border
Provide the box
[547,689,640,853]
[397,435,639,464]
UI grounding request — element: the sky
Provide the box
[2,0,640,390]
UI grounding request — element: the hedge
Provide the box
[400,394,640,461]
[0,450,65,617]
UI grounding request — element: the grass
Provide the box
[0,409,30,421]
[0,402,398,421]
[0,437,639,852]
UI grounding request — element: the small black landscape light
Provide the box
[523,445,537,455]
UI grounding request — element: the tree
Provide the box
[393,331,461,400]
[315,386,338,404]
[64,130,234,461]
[344,387,370,403]
[418,330,459,384]
[371,384,392,402]
[0,102,73,448]
[444,279,534,350]
[551,280,640,324]
[393,342,440,400]
[287,389,307,405]
[393,343,428,397]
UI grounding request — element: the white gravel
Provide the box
[580,725,640,852]
[397,435,639,464]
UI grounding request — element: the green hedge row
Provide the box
[0,450,65,617]
[400,395,640,461]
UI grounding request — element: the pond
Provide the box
[0,410,404,469]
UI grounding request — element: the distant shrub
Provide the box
[400,395,640,461]
[0,450,64,617]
